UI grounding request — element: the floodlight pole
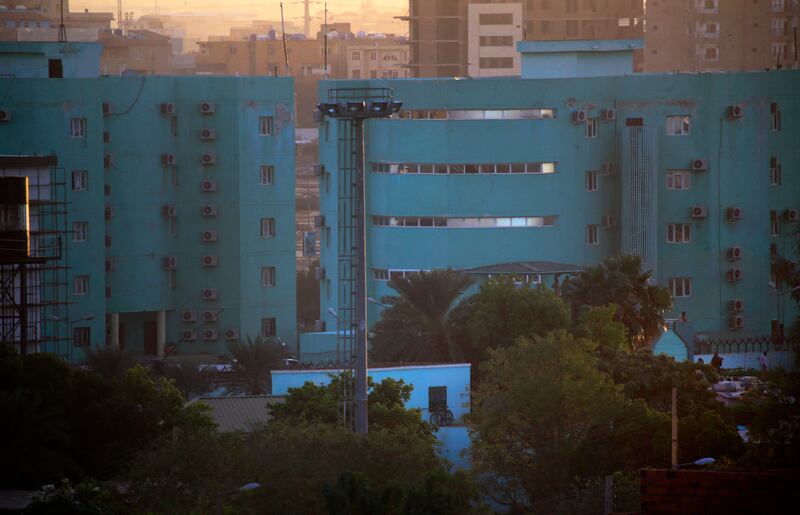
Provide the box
[354,118,368,435]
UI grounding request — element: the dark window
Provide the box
[103,131,110,143]
[429,386,447,411]
[73,326,90,347]
[626,117,644,126]
[48,59,63,78]
[479,13,513,25]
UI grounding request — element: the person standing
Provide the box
[758,351,768,372]
[711,352,723,371]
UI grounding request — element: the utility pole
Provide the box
[117,0,123,31]
[58,0,67,43]
[304,0,311,40]
[671,387,678,469]
[280,2,289,76]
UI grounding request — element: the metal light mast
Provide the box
[316,90,402,434]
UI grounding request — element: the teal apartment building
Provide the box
[0,42,296,363]
[313,41,799,357]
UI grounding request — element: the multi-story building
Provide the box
[645,0,799,72]
[0,42,297,363]
[338,39,409,79]
[404,0,644,78]
[99,29,173,76]
[314,41,799,358]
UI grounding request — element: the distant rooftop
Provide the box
[461,261,583,276]
[188,395,284,432]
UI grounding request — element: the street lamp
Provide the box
[366,296,389,308]
[215,482,261,515]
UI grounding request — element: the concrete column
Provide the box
[157,310,166,358]
[110,313,120,349]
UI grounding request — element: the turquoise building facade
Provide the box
[315,59,799,349]
[1,43,297,362]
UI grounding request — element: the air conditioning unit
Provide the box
[314,214,326,227]
[784,208,799,222]
[104,154,113,169]
[201,288,218,300]
[730,299,744,313]
[161,153,177,167]
[690,205,708,219]
[601,108,616,121]
[571,110,588,124]
[726,246,743,261]
[201,180,218,192]
[163,255,178,270]
[201,254,218,267]
[313,163,326,176]
[727,268,743,282]
[201,152,216,165]
[160,103,175,115]
[102,102,111,116]
[202,310,218,322]
[726,207,743,221]
[200,128,216,141]
[691,159,708,171]
[314,267,327,280]
[182,329,197,341]
[600,163,616,176]
[224,328,240,340]
[729,315,745,331]
[314,320,326,332]
[105,258,116,272]
[201,230,218,243]
[0,109,12,122]
[199,101,215,114]
[162,204,178,218]
[181,310,197,323]
[201,204,218,217]
[203,328,218,341]
[602,215,617,229]
[727,104,744,119]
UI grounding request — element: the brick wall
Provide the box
[640,468,800,514]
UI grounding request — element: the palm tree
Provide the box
[227,336,288,394]
[561,255,672,348]
[85,345,136,382]
[371,269,474,362]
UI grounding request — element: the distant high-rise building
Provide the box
[404,0,644,78]
[645,0,799,72]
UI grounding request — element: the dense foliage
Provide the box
[227,335,288,394]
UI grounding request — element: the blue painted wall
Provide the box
[652,328,689,362]
[0,42,101,78]
[317,71,800,340]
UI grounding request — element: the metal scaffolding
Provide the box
[0,156,71,361]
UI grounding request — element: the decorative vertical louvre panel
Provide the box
[620,126,658,278]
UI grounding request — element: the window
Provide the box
[771,211,780,237]
[618,18,631,27]
[480,35,514,47]
[73,275,89,296]
[259,116,273,136]
[479,57,514,69]
[586,224,599,245]
[370,51,377,60]
[71,170,88,191]
[429,386,447,411]
[770,158,781,186]
[261,317,276,337]
[260,165,274,185]
[771,18,788,35]
[73,221,88,242]
[48,58,63,78]
[397,108,555,120]
[666,170,691,190]
[667,115,691,136]
[585,171,598,191]
[479,13,513,25]
[701,45,719,61]
[260,218,275,237]
[566,20,578,37]
[373,269,389,281]
[566,0,578,13]
[585,118,598,138]
[261,266,276,287]
[70,118,86,138]
[773,0,785,12]
[771,42,788,59]
[383,53,398,61]
[771,103,781,132]
[667,223,691,243]
[696,0,718,13]
[372,161,556,175]
[668,277,692,297]
[170,117,178,136]
[372,215,559,228]
[73,326,91,347]
[352,52,360,60]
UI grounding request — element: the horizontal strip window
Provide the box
[373,269,430,281]
[396,109,555,120]
[372,216,558,228]
[371,162,556,175]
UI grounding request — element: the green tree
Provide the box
[464,277,571,359]
[227,335,288,394]
[562,255,672,347]
[574,304,630,357]
[371,270,474,362]
[84,346,136,382]
[469,333,668,512]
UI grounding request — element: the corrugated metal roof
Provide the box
[461,261,583,275]
[189,395,285,432]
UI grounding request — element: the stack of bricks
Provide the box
[640,468,799,513]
